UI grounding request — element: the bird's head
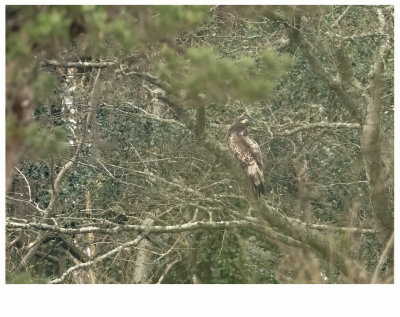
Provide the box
[238,113,249,126]
[229,113,250,134]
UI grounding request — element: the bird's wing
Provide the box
[229,132,265,198]
[229,133,254,166]
[243,135,264,169]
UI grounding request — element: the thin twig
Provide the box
[331,6,351,28]
[50,236,144,284]
[156,258,181,284]
[15,167,32,201]
[371,232,394,283]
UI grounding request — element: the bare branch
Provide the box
[157,258,181,284]
[42,59,116,68]
[371,232,394,283]
[35,251,59,264]
[13,69,103,272]
[331,6,351,28]
[123,70,163,89]
[6,218,277,235]
[15,167,32,201]
[50,235,144,284]
[361,16,393,241]
[46,68,102,219]
[120,102,186,128]
[287,217,376,235]
[274,122,360,137]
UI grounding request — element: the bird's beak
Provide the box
[240,118,249,125]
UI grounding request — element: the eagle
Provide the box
[228,113,265,199]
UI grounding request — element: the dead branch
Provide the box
[42,59,116,68]
[50,235,144,284]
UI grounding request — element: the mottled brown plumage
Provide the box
[228,114,265,198]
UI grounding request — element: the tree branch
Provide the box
[119,102,186,128]
[284,20,361,121]
[13,69,102,272]
[331,6,352,28]
[42,59,116,68]
[109,56,375,281]
[194,106,206,138]
[361,13,393,242]
[371,231,394,283]
[5,218,283,236]
[50,236,144,284]
[274,121,360,137]
[123,70,161,87]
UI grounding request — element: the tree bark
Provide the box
[361,56,393,244]
[132,218,154,283]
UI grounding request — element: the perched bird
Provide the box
[228,113,265,198]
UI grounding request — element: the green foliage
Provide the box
[80,5,140,52]
[24,124,69,158]
[6,6,70,62]
[193,231,280,283]
[81,5,107,28]
[195,232,250,283]
[32,72,58,103]
[152,6,208,33]
[107,19,139,51]
[29,9,70,43]
[6,5,209,63]
[156,45,294,107]
[6,271,49,284]
[6,115,25,141]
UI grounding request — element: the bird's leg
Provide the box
[247,206,254,217]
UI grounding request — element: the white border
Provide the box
[1,2,398,316]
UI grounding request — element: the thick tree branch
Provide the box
[5,218,289,237]
[286,217,375,235]
[8,213,375,241]
[6,217,308,252]
[361,24,393,241]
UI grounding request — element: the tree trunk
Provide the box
[132,218,154,283]
[361,59,393,245]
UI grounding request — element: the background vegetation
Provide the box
[6,5,393,284]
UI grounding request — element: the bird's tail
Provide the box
[247,163,265,199]
[254,181,266,199]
